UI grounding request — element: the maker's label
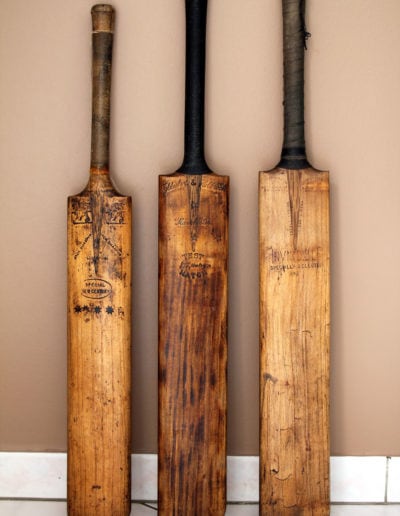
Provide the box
[81,278,112,299]
[178,252,212,280]
[70,198,127,225]
[268,246,323,273]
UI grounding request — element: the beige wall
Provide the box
[1,0,399,456]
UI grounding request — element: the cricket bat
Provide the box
[67,5,131,515]
[158,1,228,514]
[259,0,330,514]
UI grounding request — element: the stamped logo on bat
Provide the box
[73,303,125,318]
[81,278,112,299]
[179,252,212,280]
[267,246,323,274]
[70,196,128,277]
[70,198,127,225]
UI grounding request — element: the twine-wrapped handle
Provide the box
[91,4,114,170]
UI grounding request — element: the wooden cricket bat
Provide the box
[158,1,228,514]
[67,5,131,515]
[259,1,330,514]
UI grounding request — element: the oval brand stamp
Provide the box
[81,278,112,299]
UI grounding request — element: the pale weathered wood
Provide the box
[158,172,228,515]
[67,171,131,516]
[67,5,131,515]
[259,167,330,515]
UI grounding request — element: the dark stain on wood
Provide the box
[158,173,228,515]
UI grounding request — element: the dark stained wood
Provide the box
[158,172,228,515]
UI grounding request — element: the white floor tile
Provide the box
[1,502,400,515]
[0,501,66,516]
[330,456,387,502]
[226,504,259,515]
[227,456,258,502]
[0,452,66,499]
[3,452,395,504]
[131,454,157,501]
[388,457,400,502]
[131,503,157,514]
[331,505,400,515]
[0,502,159,515]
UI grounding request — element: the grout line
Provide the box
[330,502,400,506]
[225,502,259,505]
[141,502,157,511]
[2,500,400,507]
[0,498,67,502]
[385,456,391,503]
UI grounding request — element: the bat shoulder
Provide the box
[68,171,131,203]
[259,165,329,177]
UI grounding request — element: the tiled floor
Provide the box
[1,502,400,515]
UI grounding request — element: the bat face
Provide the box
[67,177,131,514]
[260,166,329,258]
[68,191,130,282]
[68,183,131,319]
[159,172,228,275]
[259,165,330,513]
[158,171,228,515]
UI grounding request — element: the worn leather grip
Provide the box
[91,5,114,170]
[92,4,114,33]
[279,0,310,169]
[177,0,212,175]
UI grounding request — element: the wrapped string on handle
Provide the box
[90,4,114,170]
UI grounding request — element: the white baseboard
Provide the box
[0,453,398,503]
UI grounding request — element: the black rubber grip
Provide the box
[278,147,309,169]
[279,0,310,169]
[177,0,212,175]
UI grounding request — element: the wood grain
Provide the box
[158,172,228,515]
[67,6,131,515]
[259,167,330,515]
[67,171,131,516]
